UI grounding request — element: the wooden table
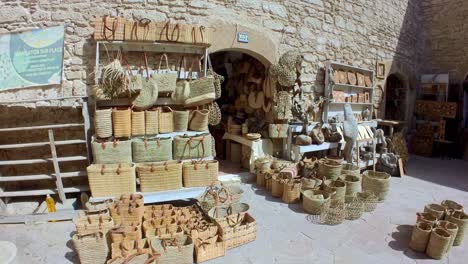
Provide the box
[377,120,406,138]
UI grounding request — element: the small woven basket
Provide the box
[189,109,209,132]
[426,228,451,260]
[109,201,144,226]
[145,108,159,135]
[150,236,194,264]
[424,203,446,220]
[112,108,132,138]
[409,222,433,252]
[318,159,342,180]
[320,200,346,225]
[95,108,113,138]
[341,163,360,178]
[159,106,174,133]
[173,110,190,132]
[302,189,330,215]
[326,180,346,203]
[194,236,226,263]
[217,213,256,249]
[356,191,378,212]
[131,110,145,136]
[345,197,364,220]
[109,224,142,243]
[445,210,468,246]
[73,232,109,264]
[74,215,114,235]
[441,200,464,213]
[137,161,183,192]
[362,170,390,201]
[282,178,301,204]
[344,174,360,196]
[437,220,458,252]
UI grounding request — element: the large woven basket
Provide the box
[189,109,209,132]
[131,110,145,136]
[91,138,132,164]
[341,163,360,178]
[113,108,132,138]
[302,189,331,215]
[445,210,468,246]
[426,228,451,260]
[194,236,226,263]
[362,170,391,201]
[318,159,342,180]
[183,160,218,187]
[173,110,190,132]
[326,180,346,203]
[409,222,432,252]
[109,201,144,226]
[173,133,212,160]
[95,108,113,138]
[87,163,136,197]
[137,161,183,192]
[150,236,194,264]
[320,200,346,225]
[74,215,114,235]
[159,106,174,133]
[73,232,109,264]
[132,137,172,162]
[152,54,178,94]
[282,178,301,204]
[207,203,249,229]
[145,108,159,135]
[218,213,256,249]
[271,174,287,197]
[109,224,142,243]
[185,76,216,107]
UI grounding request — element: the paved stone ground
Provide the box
[0,156,467,264]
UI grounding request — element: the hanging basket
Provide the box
[173,133,212,160]
[189,109,210,132]
[95,108,113,138]
[131,110,146,136]
[362,170,390,201]
[152,54,178,94]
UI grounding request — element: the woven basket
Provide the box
[417,212,438,226]
[318,159,342,180]
[441,200,464,212]
[426,228,451,260]
[132,137,172,162]
[137,161,182,192]
[86,199,115,211]
[124,20,157,41]
[356,191,378,212]
[173,133,212,160]
[73,232,109,264]
[207,101,221,126]
[256,171,265,187]
[268,124,289,138]
[185,76,216,107]
[362,170,391,201]
[145,226,184,240]
[106,253,160,264]
[182,160,218,187]
[282,178,301,204]
[118,194,144,206]
[194,236,226,263]
[92,138,132,164]
[265,172,273,193]
[345,197,364,220]
[255,157,273,172]
[198,186,231,213]
[87,163,136,197]
[131,110,146,136]
[113,108,132,138]
[111,239,152,259]
[142,218,178,236]
[152,54,178,94]
[150,236,194,264]
[218,213,256,249]
[438,220,458,252]
[409,222,432,252]
[78,208,110,220]
[208,203,249,229]
[320,200,346,225]
[344,175,360,196]
[95,108,113,138]
[145,109,159,135]
[173,110,190,132]
[190,224,218,242]
[132,74,159,110]
[159,107,174,133]
[301,177,321,191]
[424,204,446,220]
[341,163,360,178]
[224,184,244,204]
[326,180,346,203]
[94,16,125,41]
[302,189,331,215]
[109,201,144,226]
[74,215,114,235]
[109,225,142,243]
[189,109,209,132]
[445,211,468,246]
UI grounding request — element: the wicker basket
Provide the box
[92,138,132,164]
[185,76,216,107]
[207,203,249,229]
[152,54,178,94]
[302,189,331,215]
[131,110,145,136]
[345,197,364,220]
[409,222,432,252]
[95,108,113,138]
[182,160,218,187]
[74,215,114,235]
[265,172,273,193]
[445,210,468,246]
[142,217,178,236]
[106,253,160,264]
[320,200,346,225]
[271,174,287,198]
[145,226,184,240]
[150,236,194,264]
[424,204,446,220]
[189,109,209,132]
[362,170,390,201]
[73,232,109,264]
[194,236,226,263]
[256,171,266,187]
[159,106,174,133]
[173,133,212,160]
[282,178,301,204]
[111,239,152,259]
[173,110,190,132]
[326,180,346,203]
[341,163,360,178]
[344,174,360,197]
[255,157,272,172]
[437,220,458,252]
[113,108,132,138]
[218,213,256,249]
[318,159,342,180]
[137,161,182,192]
[109,201,144,226]
[356,191,378,212]
[441,200,464,213]
[132,137,172,162]
[417,212,438,226]
[87,163,136,197]
[426,228,451,260]
[109,224,142,243]
[190,224,218,242]
[94,16,125,41]
[85,199,115,211]
[145,109,159,135]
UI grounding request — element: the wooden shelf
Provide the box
[329,102,373,106]
[0,123,84,132]
[0,139,86,150]
[0,185,89,198]
[96,97,182,107]
[0,159,49,166]
[333,83,373,90]
[0,174,54,182]
[97,40,209,54]
[55,156,88,162]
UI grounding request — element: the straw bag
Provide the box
[208,203,250,230]
[195,236,226,263]
[438,220,458,252]
[424,204,446,220]
[113,108,132,138]
[110,202,145,226]
[345,197,364,220]
[182,160,218,187]
[111,239,152,259]
[92,138,132,164]
[131,110,146,136]
[145,226,184,240]
[441,200,463,212]
[87,163,136,197]
[185,58,216,107]
[208,56,224,100]
[445,211,468,246]
[110,225,142,243]
[302,189,331,215]
[107,253,160,264]
[137,161,183,192]
[73,232,109,264]
[326,180,346,203]
[94,16,125,41]
[132,53,159,110]
[344,175,360,197]
[159,106,174,133]
[95,108,113,138]
[198,186,231,213]
[124,19,156,41]
[86,199,115,211]
[268,124,289,138]
[356,191,378,212]
[320,200,346,225]
[152,54,177,94]
[145,109,159,135]
[218,213,256,249]
[142,217,178,237]
[74,215,114,235]
[132,137,172,162]
[173,110,190,132]
[341,163,360,178]
[150,236,194,264]
[189,109,209,132]
[173,133,212,160]
[318,159,342,180]
[190,223,218,242]
[282,178,301,204]
[207,102,221,126]
[409,222,432,252]
[362,170,391,201]
[426,228,451,259]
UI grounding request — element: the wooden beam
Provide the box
[0,139,85,149]
[48,129,66,202]
[0,123,84,132]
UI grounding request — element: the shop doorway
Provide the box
[384,74,406,121]
[209,50,269,165]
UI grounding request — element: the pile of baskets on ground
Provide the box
[409,200,467,259]
[254,157,391,225]
[72,183,255,264]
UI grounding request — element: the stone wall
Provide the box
[421,0,468,82]
[0,0,423,103]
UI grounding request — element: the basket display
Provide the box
[362,170,391,201]
[173,133,212,160]
[131,110,145,136]
[194,236,226,263]
[91,138,132,164]
[95,108,113,138]
[150,236,194,264]
[318,159,342,180]
[182,160,218,188]
[72,232,109,264]
[87,163,136,197]
[302,189,331,215]
[173,110,190,132]
[217,213,256,249]
[189,109,209,132]
[159,106,174,133]
[112,108,132,138]
[145,108,159,135]
[74,215,114,235]
[137,161,183,192]
[132,137,172,162]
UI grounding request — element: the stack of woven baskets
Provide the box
[409,200,467,259]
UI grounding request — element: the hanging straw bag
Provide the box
[173,133,212,160]
[207,102,221,126]
[92,138,132,164]
[173,110,190,132]
[145,108,159,135]
[282,178,302,204]
[137,161,183,192]
[159,106,174,133]
[73,232,110,264]
[362,170,391,201]
[150,236,194,264]
[132,137,172,162]
[445,210,468,246]
[74,215,114,235]
[94,16,125,41]
[152,54,177,95]
[268,124,289,138]
[95,108,113,138]
[189,109,209,131]
[318,159,342,180]
[438,220,458,252]
[426,228,452,259]
[208,56,224,100]
[302,189,331,215]
[184,57,216,107]
[132,53,159,110]
[131,110,146,136]
[113,108,132,138]
[409,222,433,252]
[87,163,136,197]
[172,56,190,104]
[182,160,218,187]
